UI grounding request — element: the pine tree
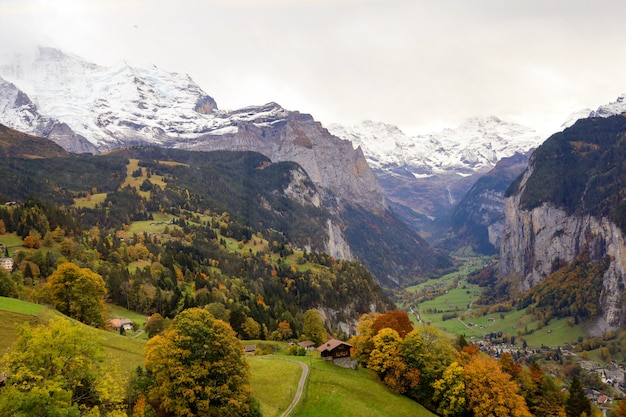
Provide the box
[566,375,591,417]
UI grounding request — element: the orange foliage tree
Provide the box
[464,354,532,417]
[372,309,414,338]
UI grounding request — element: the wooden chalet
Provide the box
[317,339,352,360]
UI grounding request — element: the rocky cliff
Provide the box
[500,114,626,326]
[437,152,531,254]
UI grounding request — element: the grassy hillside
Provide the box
[1,297,439,417]
[0,123,68,159]
[294,358,435,417]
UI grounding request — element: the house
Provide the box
[297,340,316,350]
[244,345,257,355]
[0,257,14,272]
[317,339,352,360]
[109,318,133,331]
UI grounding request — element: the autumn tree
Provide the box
[349,312,379,365]
[303,309,326,345]
[145,313,167,338]
[464,354,532,417]
[144,307,258,417]
[366,327,420,394]
[0,318,126,416]
[372,309,414,338]
[516,363,566,417]
[241,317,261,340]
[401,325,456,407]
[274,320,293,340]
[614,396,626,417]
[432,361,466,417]
[43,261,107,327]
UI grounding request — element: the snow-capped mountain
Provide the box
[0,47,221,150]
[327,117,543,237]
[0,46,453,286]
[562,94,626,129]
[328,116,541,178]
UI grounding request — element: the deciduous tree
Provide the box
[464,354,532,417]
[145,307,257,417]
[349,312,379,365]
[241,317,261,340]
[303,309,325,345]
[372,309,414,338]
[0,318,125,416]
[433,361,466,417]
[43,261,107,327]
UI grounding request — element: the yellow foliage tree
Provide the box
[464,354,532,417]
[44,261,107,327]
[145,308,256,417]
[433,361,466,417]
[0,318,126,416]
[349,312,380,365]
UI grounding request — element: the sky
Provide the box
[1,0,625,137]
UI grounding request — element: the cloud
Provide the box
[1,0,625,136]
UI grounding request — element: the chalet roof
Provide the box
[317,339,352,353]
[244,345,257,353]
[109,318,133,329]
[298,340,316,348]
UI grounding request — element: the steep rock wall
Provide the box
[500,192,626,326]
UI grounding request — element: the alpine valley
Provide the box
[5,44,626,417]
[3,46,626,320]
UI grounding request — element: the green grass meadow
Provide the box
[249,357,303,417]
[0,297,438,416]
[294,358,435,417]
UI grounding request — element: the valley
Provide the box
[1,45,626,417]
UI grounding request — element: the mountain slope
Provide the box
[0,76,97,153]
[500,114,626,327]
[328,118,543,237]
[0,123,68,159]
[437,151,531,254]
[0,47,451,285]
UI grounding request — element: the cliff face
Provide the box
[437,152,531,254]
[181,108,386,214]
[500,196,626,326]
[500,115,626,326]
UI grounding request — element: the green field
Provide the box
[402,258,589,348]
[0,232,23,254]
[73,192,108,209]
[294,358,435,417]
[249,357,303,417]
[0,297,439,416]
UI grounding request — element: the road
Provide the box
[279,359,309,417]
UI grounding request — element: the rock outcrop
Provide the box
[500,115,626,326]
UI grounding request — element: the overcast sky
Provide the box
[1,0,625,137]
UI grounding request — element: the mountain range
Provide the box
[327,117,543,240]
[0,47,451,287]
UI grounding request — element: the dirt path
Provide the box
[278,359,309,417]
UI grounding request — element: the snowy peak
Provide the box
[562,94,626,129]
[0,46,218,148]
[328,116,542,176]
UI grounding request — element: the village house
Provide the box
[317,339,352,360]
[0,257,14,272]
[297,340,316,350]
[108,318,133,332]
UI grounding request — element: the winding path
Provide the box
[279,359,309,417]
